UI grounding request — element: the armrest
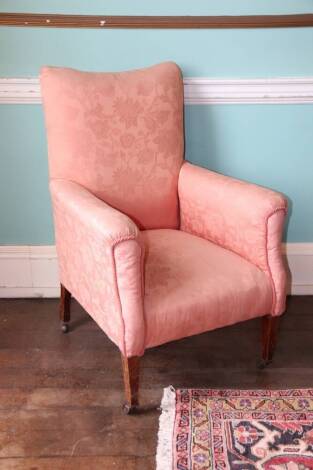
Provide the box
[50,179,145,357]
[178,162,288,315]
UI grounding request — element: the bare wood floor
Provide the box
[0,296,312,469]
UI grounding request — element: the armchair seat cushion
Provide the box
[142,229,272,349]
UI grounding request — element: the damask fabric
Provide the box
[41,62,184,230]
[142,229,272,349]
[167,388,313,470]
[178,163,288,315]
[50,179,145,357]
[50,178,273,356]
[41,61,288,358]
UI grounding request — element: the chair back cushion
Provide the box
[40,62,184,229]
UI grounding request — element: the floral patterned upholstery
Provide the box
[41,62,288,358]
[178,163,288,315]
[50,179,145,357]
[142,229,272,349]
[41,62,184,230]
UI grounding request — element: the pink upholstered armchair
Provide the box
[41,62,288,413]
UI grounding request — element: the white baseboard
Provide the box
[0,246,59,298]
[1,77,313,105]
[0,243,312,298]
[0,287,60,298]
[283,243,313,295]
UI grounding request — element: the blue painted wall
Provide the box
[0,1,312,244]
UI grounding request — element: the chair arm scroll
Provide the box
[50,179,145,357]
[178,162,288,315]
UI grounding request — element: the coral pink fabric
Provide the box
[41,62,184,230]
[50,179,145,357]
[142,229,272,349]
[267,210,288,315]
[178,162,288,315]
[41,62,288,358]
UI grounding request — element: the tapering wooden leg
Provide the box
[121,355,140,414]
[260,314,280,368]
[59,283,71,333]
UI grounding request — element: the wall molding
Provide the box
[1,12,313,29]
[0,244,313,298]
[183,77,313,104]
[1,77,313,105]
[0,78,41,104]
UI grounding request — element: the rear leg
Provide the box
[60,283,71,333]
[259,315,280,368]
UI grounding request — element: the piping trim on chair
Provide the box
[112,237,145,357]
[264,207,288,315]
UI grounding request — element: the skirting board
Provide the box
[1,77,313,105]
[0,244,312,298]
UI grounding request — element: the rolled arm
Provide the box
[50,179,145,357]
[178,162,288,315]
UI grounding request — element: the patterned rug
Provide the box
[156,387,313,470]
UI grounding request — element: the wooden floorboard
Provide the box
[0,296,312,468]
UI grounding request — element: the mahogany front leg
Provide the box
[121,355,140,414]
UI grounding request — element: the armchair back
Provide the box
[41,62,184,229]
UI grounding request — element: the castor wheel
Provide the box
[258,358,271,370]
[122,403,138,415]
[61,322,69,333]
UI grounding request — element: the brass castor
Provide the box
[258,358,271,370]
[61,322,69,333]
[122,403,138,415]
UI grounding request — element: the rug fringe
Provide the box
[156,386,176,470]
